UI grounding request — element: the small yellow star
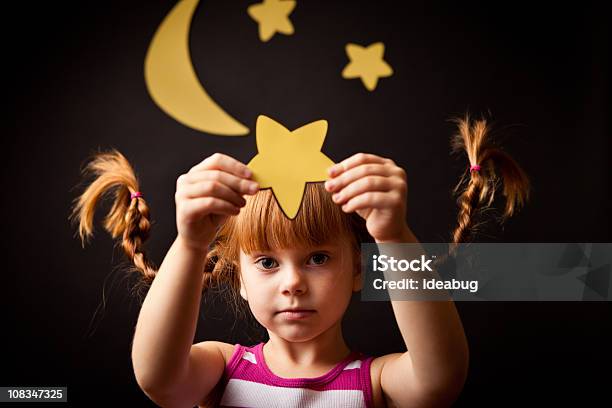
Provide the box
[247,0,297,42]
[341,42,393,91]
[247,115,335,219]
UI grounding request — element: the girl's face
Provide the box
[238,239,362,342]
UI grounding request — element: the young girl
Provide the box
[70,115,529,407]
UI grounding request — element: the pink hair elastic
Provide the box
[470,165,481,172]
[130,191,143,199]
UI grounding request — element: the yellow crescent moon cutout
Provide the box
[145,0,249,136]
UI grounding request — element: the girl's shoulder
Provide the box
[369,353,405,408]
[192,340,238,368]
[211,341,238,365]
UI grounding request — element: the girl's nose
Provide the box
[280,265,308,295]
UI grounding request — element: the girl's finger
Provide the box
[331,175,398,206]
[325,163,393,193]
[341,191,403,213]
[181,197,240,221]
[190,152,253,179]
[181,169,259,196]
[180,180,247,208]
[327,153,388,177]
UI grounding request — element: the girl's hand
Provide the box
[324,153,410,243]
[175,153,259,251]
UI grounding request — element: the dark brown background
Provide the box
[3,0,610,406]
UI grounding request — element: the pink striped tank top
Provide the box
[219,342,375,408]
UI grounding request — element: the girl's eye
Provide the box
[255,258,278,270]
[309,253,329,265]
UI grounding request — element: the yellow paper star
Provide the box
[341,42,393,91]
[247,0,296,42]
[247,115,335,219]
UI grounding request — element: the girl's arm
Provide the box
[131,153,256,406]
[378,227,469,406]
[131,236,209,398]
[324,152,469,405]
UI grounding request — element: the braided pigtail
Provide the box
[449,114,531,251]
[69,148,158,298]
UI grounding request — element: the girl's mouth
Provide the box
[278,310,316,320]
